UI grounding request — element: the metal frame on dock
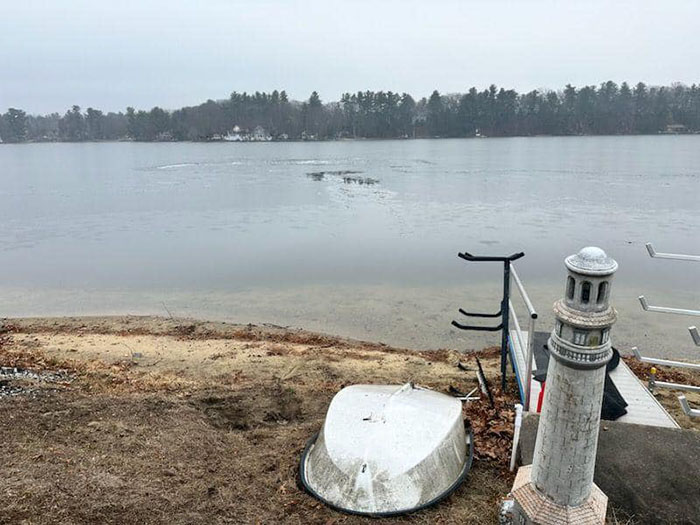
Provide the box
[690,327,700,347]
[679,396,700,418]
[631,347,700,371]
[635,242,700,418]
[638,295,700,317]
[646,242,700,262]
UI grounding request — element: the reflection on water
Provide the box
[1,137,699,357]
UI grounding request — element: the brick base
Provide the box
[511,466,607,525]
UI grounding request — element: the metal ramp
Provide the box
[609,360,680,428]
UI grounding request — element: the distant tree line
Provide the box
[1,81,699,143]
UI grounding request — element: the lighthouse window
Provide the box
[597,282,608,304]
[581,281,591,303]
[556,321,563,336]
[601,329,609,344]
[567,277,575,300]
[573,330,587,345]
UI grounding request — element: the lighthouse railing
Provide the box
[509,265,538,411]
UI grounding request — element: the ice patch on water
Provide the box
[155,163,197,170]
[296,159,331,165]
[153,160,243,170]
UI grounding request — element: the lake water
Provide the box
[1,137,699,358]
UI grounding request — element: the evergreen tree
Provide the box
[86,108,105,140]
[426,90,444,136]
[59,105,87,141]
[398,93,416,137]
[1,108,28,142]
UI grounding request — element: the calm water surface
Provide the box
[1,137,699,357]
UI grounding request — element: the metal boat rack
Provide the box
[451,250,538,408]
[635,242,700,418]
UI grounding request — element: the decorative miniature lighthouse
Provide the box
[511,247,618,524]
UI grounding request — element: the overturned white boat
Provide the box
[300,383,473,516]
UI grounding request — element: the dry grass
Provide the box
[0,317,516,525]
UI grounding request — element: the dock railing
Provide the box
[635,242,700,418]
[508,265,538,411]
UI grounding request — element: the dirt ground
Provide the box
[0,316,520,525]
[0,316,697,524]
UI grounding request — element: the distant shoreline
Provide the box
[3,132,699,145]
[4,82,698,144]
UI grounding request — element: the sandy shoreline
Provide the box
[2,280,698,360]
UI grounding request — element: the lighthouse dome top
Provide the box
[565,246,618,276]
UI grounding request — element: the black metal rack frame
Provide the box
[451,250,525,391]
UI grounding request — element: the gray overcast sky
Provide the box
[2,0,699,114]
